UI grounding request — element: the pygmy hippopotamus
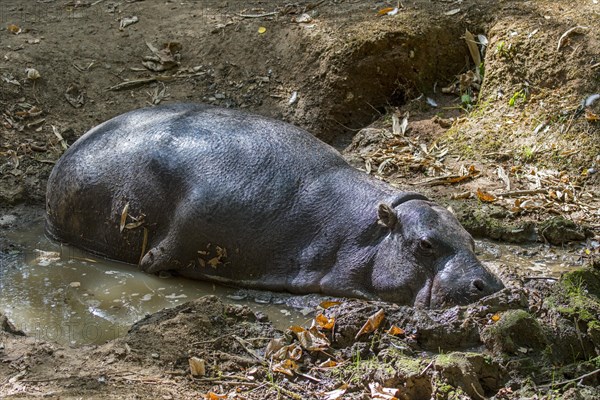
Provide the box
[46,103,504,308]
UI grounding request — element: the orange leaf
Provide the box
[7,24,21,34]
[476,188,496,203]
[289,326,330,351]
[319,300,341,309]
[318,358,338,368]
[204,392,227,400]
[585,110,599,122]
[491,314,501,322]
[447,175,470,184]
[315,313,335,330]
[468,165,480,175]
[355,309,385,339]
[272,359,298,376]
[386,325,405,336]
[377,7,395,15]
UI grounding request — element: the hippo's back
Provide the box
[57,103,346,177]
[45,104,364,265]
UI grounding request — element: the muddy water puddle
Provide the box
[0,218,589,346]
[0,220,315,346]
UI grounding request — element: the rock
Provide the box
[434,352,503,399]
[451,201,537,243]
[481,310,547,354]
[0,313,25,336]
[539,216,591,245]
[0,214,17,227]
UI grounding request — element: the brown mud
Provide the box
[1,0,599,398]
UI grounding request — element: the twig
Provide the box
[496,189,548,197]
[305,0,327,12]
[201,380,260,387]
[591,62,600,69]
[217,351,259,367]
[538,367,600,389]
[267,383,303,400]
[557,26,589,51]
[470,382,485,400]
[295,371,322,383]
[523,276,559,282]
[193,374,251,382]
[232,335,265,362]
[106,77,165,91]
[106,72,204,91]
[418,359,435,376]
[414,173,479,186]
[238,12,278,18]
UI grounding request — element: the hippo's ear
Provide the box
[377,203,398,229]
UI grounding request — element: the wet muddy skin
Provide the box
[0,214,588,346]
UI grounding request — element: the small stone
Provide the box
[151,353,159,359]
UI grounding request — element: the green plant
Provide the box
[496,40,506,54]
[521,145,535,161]
[509,90,527,106]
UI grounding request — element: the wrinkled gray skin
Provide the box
[46,103,504,308]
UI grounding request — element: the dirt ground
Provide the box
[1,0,599,398]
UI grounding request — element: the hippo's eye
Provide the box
[419,239,433,251]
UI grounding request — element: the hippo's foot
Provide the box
[139,243,178,273]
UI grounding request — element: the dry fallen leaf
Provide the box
[476,188,496,203]
[386,325,405,336]
[7,24,21,34]
[25,68,41,80]
[585,110,599,122]
[323,383,348,400]
[369,382,400,399]
[319,300,341,309]
[120,203,130,233]
[315,313,335,330]
[497,166,511,190]
[270,342,302,362]
[265,337,287,359]
[464,29,481,71]
[189,357,205,377]
[124,221,144,230]
[318,358,338,368]
[355,309,385,339]
[204,392,227,400]
[377,7,396,15]
[272,358,298,376]
[289,325,330,351]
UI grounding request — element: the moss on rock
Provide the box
[481,309,548,354]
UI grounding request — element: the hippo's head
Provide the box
[370,199,504,308]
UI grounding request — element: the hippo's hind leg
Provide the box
[139,237,181,273]
[139,221,201,273]
[138,198,208,274]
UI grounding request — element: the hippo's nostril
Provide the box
[473,279,485,292]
